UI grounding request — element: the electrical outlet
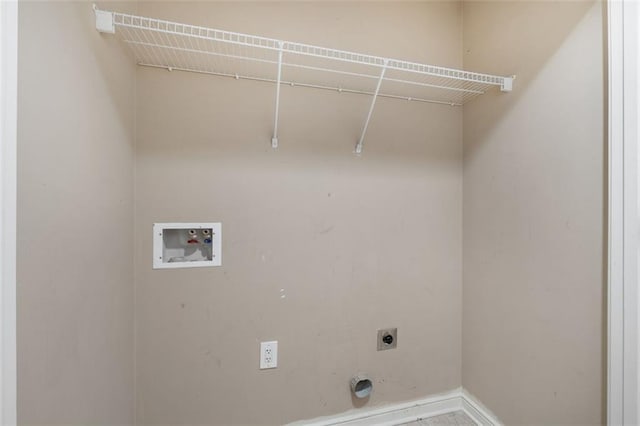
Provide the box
[260,341,278,369]
[377,328,398,351]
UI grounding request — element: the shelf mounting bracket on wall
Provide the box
[94,5,115,34]
[356,60,388,155]
[272,42,284,149]
[501,76,515,92]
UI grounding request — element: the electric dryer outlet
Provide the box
[377,328,397,350]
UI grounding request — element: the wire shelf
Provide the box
[95,7,513,152]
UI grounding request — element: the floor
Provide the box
[399,410,476,426]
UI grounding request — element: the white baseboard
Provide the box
[288,387,501,426]
[460,388,501,426]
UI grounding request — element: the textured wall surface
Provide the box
[134,2,463,424]
[17,1,136,424]
[462,1,606,424]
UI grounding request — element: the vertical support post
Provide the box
[0,0,17,424]
[355,60,387,154]
[608,1,640,424]
[272,42,284,149]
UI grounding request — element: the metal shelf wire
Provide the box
[95,7,514,153]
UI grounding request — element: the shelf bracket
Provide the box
[272,42,284,149]
[500,75,515,92]
[355,60,388,155]
[94,5,115,34]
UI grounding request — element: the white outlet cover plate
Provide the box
[260,341,278,369]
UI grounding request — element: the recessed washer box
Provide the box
[153,223,221,269]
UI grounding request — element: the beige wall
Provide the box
[15,1,607,424]
[134,2,463,424]
[462,1,605,424]
[17,1,136,424]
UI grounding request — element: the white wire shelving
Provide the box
[95,6,514,154]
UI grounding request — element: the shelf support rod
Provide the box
[356,60,388,154]
[272,42,284,149]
